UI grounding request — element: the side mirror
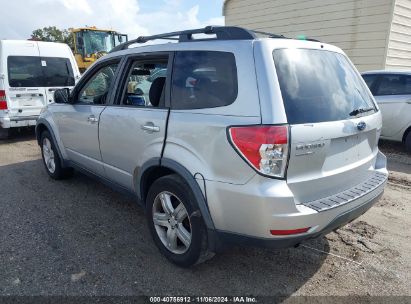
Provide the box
[54,88,71,104]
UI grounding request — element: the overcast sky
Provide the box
[0,0,225,40]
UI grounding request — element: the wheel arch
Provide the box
[35,121,48,145]
[35,119,67,168]
[136,158,215,231]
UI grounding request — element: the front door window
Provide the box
[78,63,118,104]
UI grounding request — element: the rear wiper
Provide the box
[349,107,375,117]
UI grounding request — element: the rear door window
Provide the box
[120,60,168,107]
[7,56,74,87]
[273,49,376,124]
[171,51,238,109]
[374,74,411,96]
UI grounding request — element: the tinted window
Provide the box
[273,49,376,124]
[8,56,74,87]
[362,74,378,90]
[8,56,43,87]
[171,51,238,109]
[42,57,75,86]
[78,63,118,104]
[375,74,411,96]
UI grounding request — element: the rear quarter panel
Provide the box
[164,114,260,184]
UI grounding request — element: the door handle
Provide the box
[87,115,99,123]
[141,123,160,132]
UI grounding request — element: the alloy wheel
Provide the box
[42,138,56,174]
[152,191,192,254]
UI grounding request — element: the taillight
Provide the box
[0,90,7,110]
[228,125,289,178]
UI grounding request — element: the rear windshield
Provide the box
[8,56,75,87]
[273,49,376,124]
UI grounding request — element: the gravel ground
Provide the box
[0,132,410,299]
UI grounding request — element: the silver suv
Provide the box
[36,26,388,267]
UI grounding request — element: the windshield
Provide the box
[273,49,376,124]
[84,31,114,54]
[8,56,75,87]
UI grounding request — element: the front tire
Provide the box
[40,131,73,179]
[146,174,212,267]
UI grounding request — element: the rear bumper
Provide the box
[214,190,383,249]
[0,115,39,128]
[205,151,388,249]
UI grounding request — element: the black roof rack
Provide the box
[109,26,319,53]
[110,26,257,53]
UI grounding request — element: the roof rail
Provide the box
[296,35,321,42]
[305,37,321,42]
[109,26,257,53]
[252,30,287,39]
[253,30,321,42]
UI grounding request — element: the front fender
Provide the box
[36,116,69,167]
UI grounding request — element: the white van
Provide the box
[0,40,80,138]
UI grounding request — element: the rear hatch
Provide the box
[272,48,380,203]
[36,42,76,104]
[6,52,47,118]
[6,50,75,118]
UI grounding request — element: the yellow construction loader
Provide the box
[70,26,128,73]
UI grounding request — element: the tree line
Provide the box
[30,26,74,49]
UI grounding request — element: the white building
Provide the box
[223,0,411,71]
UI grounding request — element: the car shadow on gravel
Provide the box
[0,127,36,145]
[378,140,411,175]
[0,159,328,297]
[378,139,408,155]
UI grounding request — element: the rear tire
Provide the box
[40,131,73,179]
[146,174,213,267]
[405,131,411,154]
